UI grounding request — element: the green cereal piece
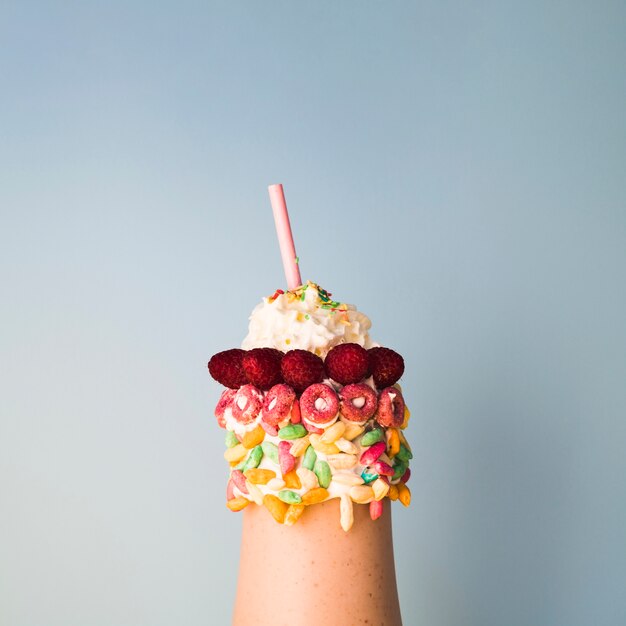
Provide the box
[302,445,317,471]
[277,489,302,504]
[361,428,384,447]
[361,471,378,484]
[314,460,332,489]
[278,424,307,440]
[234,459,247,471]
[242,445,263,472]
[261,441,279,464]
[396,444,413,464]
[392,460,407,481]
[225,431,239,448]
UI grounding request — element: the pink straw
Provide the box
[268,184,302,290]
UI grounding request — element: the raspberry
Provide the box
[242,348,284,390]
[281,349,324,393]
[324,343,370,384]
[368,347,405,388]
[208,349,249,388]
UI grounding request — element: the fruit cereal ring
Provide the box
[231,384,263,425]
[214,389,237,429]
[261,384,296,427]
[339,383,378,422]
[300,383,339,426]
[375,387,405,428]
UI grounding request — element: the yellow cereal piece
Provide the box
[386,428,400,458]
[388,484,399,501]
[309,434,340,455]
[326,453,357,470]
[340,494,354,532]
[266,477,286,491]
[301,487,330,505]
[342,422,365,441]
[241,425,265,449]
[245,481,264,505]
[398,429,412,452]
[224,443,248,463]
[296,467,319,491]
[319,421,346,444]
[349,485,375,504]
[397,483,411,507]
[283,469,302,489]
[289,434,310,457]
[244,468,276,485]
[284,503,306,526]
[372,478,390,501]
[226,496,250,512]
[401,406,411,430]
[332,472,364,486]
[334,438,358,455]
[263,494,289,523]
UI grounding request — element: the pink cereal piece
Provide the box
[339,383,378,422]
[231,384,263,425]
[360,441,387,466]
[291,398,301,424]
[260,419,279,436]
[215,389,237,429]
[226,478,235,501]
[370,499,384,521]
[278,440,296,475]
[261,384,296,427]
[300,383,339,425]
[371,460,394,477]
[231,469,249,495]
[375,387,405,428]
[401,468,411,483]
[303,420,323,434]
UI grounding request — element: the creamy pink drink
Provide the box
[208,282,412,624]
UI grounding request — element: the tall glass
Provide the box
[233,498,403,625]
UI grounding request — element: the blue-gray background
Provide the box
[1,2,625,625]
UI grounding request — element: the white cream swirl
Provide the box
[241,282,375,357]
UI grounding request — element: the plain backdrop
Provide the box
[1,2,625,625]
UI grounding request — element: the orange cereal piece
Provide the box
[388,484,399,501]
[263,494,289,523]
[241,425,265,449]
[284,503,306,526]
[401,405,411,429]
[397,483,411,507]
[283,469,302,489]
[301,487,330,505]
[244,468,276,485]
[226,496,250,512]
[386,428,400,458]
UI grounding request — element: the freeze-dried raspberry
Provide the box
[280,349,324,393]
[368,347,404,388]
[208,349,248,388]
[242,348,284,390]
[324,343,370,384]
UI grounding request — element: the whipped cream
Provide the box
[242,281,375,357]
